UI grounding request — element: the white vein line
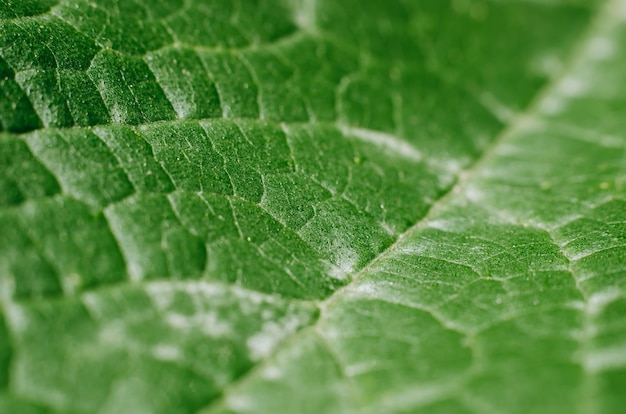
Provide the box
[198,0,619,410]
[338,125,423,162]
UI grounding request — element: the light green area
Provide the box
[0,0,624,413]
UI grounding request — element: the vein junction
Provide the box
[0,1,624,413]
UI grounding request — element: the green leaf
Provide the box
[0,0,624,413]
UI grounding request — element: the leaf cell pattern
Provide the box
[0,0,624,413]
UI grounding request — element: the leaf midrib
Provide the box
[200,0,615,409]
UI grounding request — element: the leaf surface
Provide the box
[0,0,625,413]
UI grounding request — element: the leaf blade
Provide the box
[1,0,624,413]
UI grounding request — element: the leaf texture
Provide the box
[0,0,625,413]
